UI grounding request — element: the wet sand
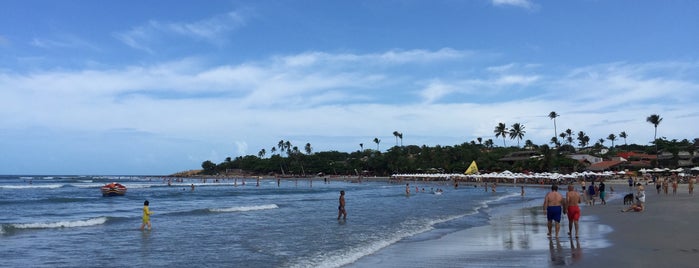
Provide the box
[578,183,699,267]
[348,187,615,267]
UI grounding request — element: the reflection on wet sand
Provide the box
[348,203,611,267]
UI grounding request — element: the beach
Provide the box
[348,181,699,267]
[579,183,699,267]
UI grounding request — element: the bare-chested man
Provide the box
[566,184,582,238]
[543,184,564,238]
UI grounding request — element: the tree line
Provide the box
[199,113,697,176]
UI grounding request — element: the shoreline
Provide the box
[347,185,616,267]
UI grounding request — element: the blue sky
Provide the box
[1,0,698,175]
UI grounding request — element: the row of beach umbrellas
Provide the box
[393,166,699,181]
[392,170,621,181]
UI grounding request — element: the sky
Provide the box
[1,0,698,175]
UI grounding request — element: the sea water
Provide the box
[0,176,595,267]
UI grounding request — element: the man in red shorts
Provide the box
[565,184,582,238]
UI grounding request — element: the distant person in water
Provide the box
[337,190,347,220]
[544,184,564,238]
[406,183,410,195]
[140,200,152,231]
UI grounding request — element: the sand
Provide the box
[578,183,699,267]
[346,182,699,267]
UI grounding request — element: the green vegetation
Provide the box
[199,114,698,176]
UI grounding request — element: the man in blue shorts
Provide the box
[543,184,564,238]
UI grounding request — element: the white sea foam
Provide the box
[0,184,64,190]
[290,216,462,268]
[11,217,108,229]
[71,183,104,188]
[125,184,151,189]
[209,204,278,213]
[291,192,523,268]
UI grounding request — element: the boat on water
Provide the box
[101,182,127,196]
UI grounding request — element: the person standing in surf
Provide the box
[338,190,347,220]
[140,200,153,231]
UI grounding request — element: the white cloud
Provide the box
[491,0,536,10]
[29,34,100,51]
[114,10,247,52]
[0,49,697,171]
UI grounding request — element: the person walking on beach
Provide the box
[565,184,582,238]
[140,200,153,231]
[599,181,606,205]
[543,184,564,238]
[337,190,347,220]
[672,179,678,195]
[587,182,596,206]
[689,177,695,195]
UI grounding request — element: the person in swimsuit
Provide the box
[623,184,646,212]
[565,184,582,238]
[140,200,152,231]
[544,184,564,238]
[337,190,347,220]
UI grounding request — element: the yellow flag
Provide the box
[464,161,479,175]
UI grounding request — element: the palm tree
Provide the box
[524,139,534,149]
[494,122,508,147]
[398,132,403,146]
[258,149,266,158]
[485,139,494,148]
[619,131,628,146]
[359,143,364,151]
[550,137,560,147]
[565,129,573,145]
[304,143,312,155]
[577,131,590,148]
[373,138,381,151]
[285,141,292,156]
[548,111,559,140]
[607,134,617,148]
[477,137,483,145]
[509,123,526,147]
[646,114,663,152]
[597,138,605,148]
[393,131,400,146]
[278,140,285,155]
[271,147,277,155]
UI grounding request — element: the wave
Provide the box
[4,217,109,231]
[290,192,523,268]
[0,184,64,190]
[209,204,279,213]
[290,214,469,268]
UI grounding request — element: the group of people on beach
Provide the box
[543,184,582,238]
[580,180,608,206]
[544,180,648,238]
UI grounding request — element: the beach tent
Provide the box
[464,161,479,175]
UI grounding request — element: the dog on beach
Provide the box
[623,193,634,205]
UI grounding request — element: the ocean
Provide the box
[0,176,611,267]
